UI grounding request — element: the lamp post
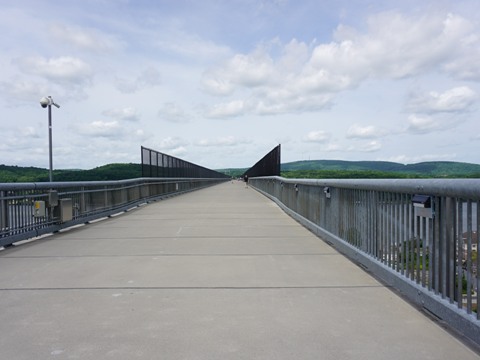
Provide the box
[40,96,60,182]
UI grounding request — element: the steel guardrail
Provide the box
[250,176,480,346]
[0,177,227,246]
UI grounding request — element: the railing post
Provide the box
[0,190,8,231]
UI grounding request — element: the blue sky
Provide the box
[1,0,479,170]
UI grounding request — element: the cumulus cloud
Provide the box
[157,136,189,151]
[0,79,49,104]
[355,140,382,152]
[102,107,140,122]
[205,100,245,118]
[441,17,480,81]
[406,86,477,114]
[346,124,389,139]
[49,23,124,52]
[200,12,480,118]
[331,13,471,79]
[17,56,93,85]
[158,102,190,123]
[169,146,188,157]
[155,27,231,62]
[333,140,382,153]
[406,115,445,134]
[76,120,124,138]
[201,48,275,96]
[115,66,161,93]
[253,91,333,115]
[196,136,250,147]
[200,75,235,96]
[20,126,41,138]
[303,130,330,143]
[151,137,189,157]
[205,92,332,118]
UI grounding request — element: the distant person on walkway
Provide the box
[244,174,248,188]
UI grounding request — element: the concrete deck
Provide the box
[0,181,478,359]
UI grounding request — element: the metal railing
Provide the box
[0,177,227,247]
[141,146,229,179]
[250,176,480,345]
[243,144,281,178]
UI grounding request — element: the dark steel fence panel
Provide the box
[141,146,228,179]
[243,144,281,178]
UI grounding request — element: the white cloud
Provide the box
[200,74,235,96]
[20,126,41,138]
[154,27,231,62]
[17,56,93,85]
[157,137,189,151]
[355,140,382,152]
[0,79,49,104]
[346,124,389,139]
[441,16,480,81]
[227,51,275,87]
[406,86,477,113]
[169,146,188,157]
[205,100,246,118]
[201,48,275,96]
[49,23,124,53]
[76,120,124,138]
[406,115,442,134]
[158,103,190,123]
[102,107,140,122]
[115,66,161,93]
[196,136,250,147]
[146,137,188,157]
[332,12,476,80]
[200,12,480,119]
[254,92,333,115]
[303,130,330,143]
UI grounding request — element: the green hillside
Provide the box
[281,160,480,178]
[1,160,480,182]
[0,163,142,183]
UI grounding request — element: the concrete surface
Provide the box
[0,181,478,359]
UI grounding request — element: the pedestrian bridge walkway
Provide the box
[0,182,478,359]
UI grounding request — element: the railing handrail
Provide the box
[0,177,223,191]
[258,176,480,199]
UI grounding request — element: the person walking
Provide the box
[244,174,248,188]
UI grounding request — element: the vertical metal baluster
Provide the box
[387,192,392,268]
[421,216,426,286]
[381,192,386,264]
[476,200,480,320]
[457,200,463,309]
[466,201,472,314]
[414,212,420,283]
[406,194,410,279]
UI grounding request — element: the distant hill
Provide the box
[2,160,480,182]
[0,163,142,183]
[281,160,480,178]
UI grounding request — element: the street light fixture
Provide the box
[39,96,60,182]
